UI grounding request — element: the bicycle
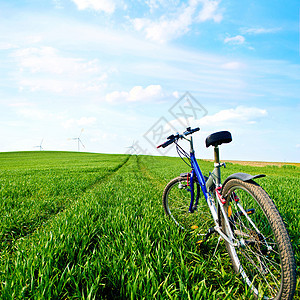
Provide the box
[157,127,296,300]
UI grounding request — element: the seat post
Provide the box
[214,146,221,186]
[214,146,220,164]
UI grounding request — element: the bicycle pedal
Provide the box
[191,225,199,230]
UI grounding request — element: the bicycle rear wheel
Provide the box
[221,179,296,300]
[162,176,213,232]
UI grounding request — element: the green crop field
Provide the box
[0,151,299,299]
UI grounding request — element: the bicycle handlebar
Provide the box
[183,127,200,136]
[157,127,200,149]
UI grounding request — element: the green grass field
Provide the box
[0,151,299,299]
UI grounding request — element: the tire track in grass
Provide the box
[83,154,130,192]
[136,155,166,190]
[0,155,130,255]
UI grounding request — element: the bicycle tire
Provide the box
[162,176,213,232]
[221,179,296,300]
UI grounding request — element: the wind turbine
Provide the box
[125,141,137,155]
[34,139,44,151]
[69,129,85,152]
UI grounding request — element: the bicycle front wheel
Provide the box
[221,179,296,300]
[162,176,213,232]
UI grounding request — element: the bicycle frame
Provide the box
[189,150,218,223]
[186,136,238,246]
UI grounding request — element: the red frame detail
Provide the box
[215,186,226,204]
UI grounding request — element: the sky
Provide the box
[0,0,299,162]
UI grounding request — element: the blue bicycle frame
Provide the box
[188,152,207,213]
[185,136,233,242]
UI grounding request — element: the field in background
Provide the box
[204,159,300,168]
[0,151,299,299]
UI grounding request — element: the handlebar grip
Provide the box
[157,138,174,149]
[184,127,200,136]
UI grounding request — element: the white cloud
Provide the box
[145,0,184,12]
[0,42,19,50]
[199,106,267,126]
[224,35,245,45]
[132,0,222,43]
[169,106,267,130]
[13,104,66,122]
[71,0,115,14]
[17,107,48,120]
[241,27,282,35]
[13,47,100,74]
[62,117,97,129]
[53,0,64,9]
[221,61,244,70]
[106,85,165,103]
[132,8,193,43]
[145,0,162,11]
[18,78,64,93]
[26,35,43,44]
[12,47,108,93]
[18,77,107,93]
[8,101,33,108]
[196,0,222,22]
[172,91,180,98]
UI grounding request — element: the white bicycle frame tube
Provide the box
[189,138,239,247]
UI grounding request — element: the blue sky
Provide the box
[0,0,299,162]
